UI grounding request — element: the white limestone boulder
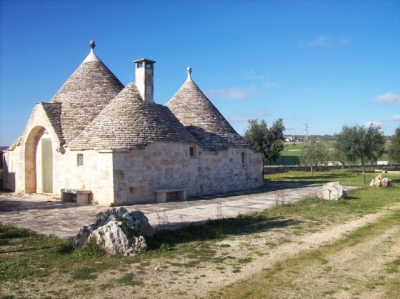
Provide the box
[317,182,347,200]
[75,207,154,256]
[370,177,392,187]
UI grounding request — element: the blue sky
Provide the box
[1,0,399,146]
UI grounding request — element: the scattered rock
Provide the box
[75,207,154,256]
[317,182,347,200]
[370,176,392,188]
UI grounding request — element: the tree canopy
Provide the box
[300,138,330,176]
[334,124,385,183]
[388,126,400,163]
[243,118,285,164]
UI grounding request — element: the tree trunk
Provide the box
[311,165,314,177]
[361,158,366,185]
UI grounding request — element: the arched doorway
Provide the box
[25,126,53,193]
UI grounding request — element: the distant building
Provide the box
[2,41,262,205]
[285,136,297,143]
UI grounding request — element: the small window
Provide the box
[77,154,84,166]
[136,62,143,68]
[241,152,246,164]
[190,146,196,157]
[145,62,152,69]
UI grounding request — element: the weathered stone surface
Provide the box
[317,182,347,200]
[166,79,252,151]
[69,83,198,151]
[75,207,153,256]
[370,177,392,187]
[50,60,124,144]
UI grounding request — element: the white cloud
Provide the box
[227,116,249,123]
[304,35,350,48]
[303,87,315,94]
[246,71,282,89]
[374,92,400,104]
[340,36,351,45]
[254,110,271,117]
[361,120,383,128]
[264,81,282,89]
[310,36,331,47]
[247,71,266,80]
[390,115,400,121]
[206,87,248,100]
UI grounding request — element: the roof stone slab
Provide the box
[69,83,198,151]
[50,59,124,145]
[166,78,251,151]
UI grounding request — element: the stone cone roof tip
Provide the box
[166,68,251,151]
[49,41,124,144]
[83,40,101,63]
[69,83,198,151]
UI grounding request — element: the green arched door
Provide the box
[41,138,53,193]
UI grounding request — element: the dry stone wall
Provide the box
[110,141,262,205]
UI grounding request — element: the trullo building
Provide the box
[2,41,263,205]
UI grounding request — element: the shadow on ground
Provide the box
[153,215,302,247]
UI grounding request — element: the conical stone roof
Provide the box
[50,41,124,144]
[165,69,251,151]
[69,83,198,151]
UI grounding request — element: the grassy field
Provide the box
[1,169,400,298]
[280,141,391,161]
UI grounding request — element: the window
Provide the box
[136,62,143,68]
[190,146,196,157]
[241,152,246,164]
[77,154,84,166]
[145,62,152,68]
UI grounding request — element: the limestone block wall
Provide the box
[2,148,21,191]
[198,147,263,195]
[111,142,198,205]
[3,137,262,205]
[111,141,263,205]
[55,149,114,205]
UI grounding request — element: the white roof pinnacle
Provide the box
[186,67,192,81]
[83,40,101,63]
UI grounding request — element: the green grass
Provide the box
[265,167,400,187]
[71,267,98,280]
[1,169,399,298]
[117,273,144,286]
[280,141,391,160]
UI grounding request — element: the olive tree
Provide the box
[300,138,330,176]
[334,124,385,184]
[388,126,400,163]
[331,148,348,172]
[244,118,285,165]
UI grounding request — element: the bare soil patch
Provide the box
[2,203,399,299]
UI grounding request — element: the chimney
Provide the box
[134,58,156,104]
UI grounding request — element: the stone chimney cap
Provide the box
[133,58,156,64]
[83,40,101,63]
